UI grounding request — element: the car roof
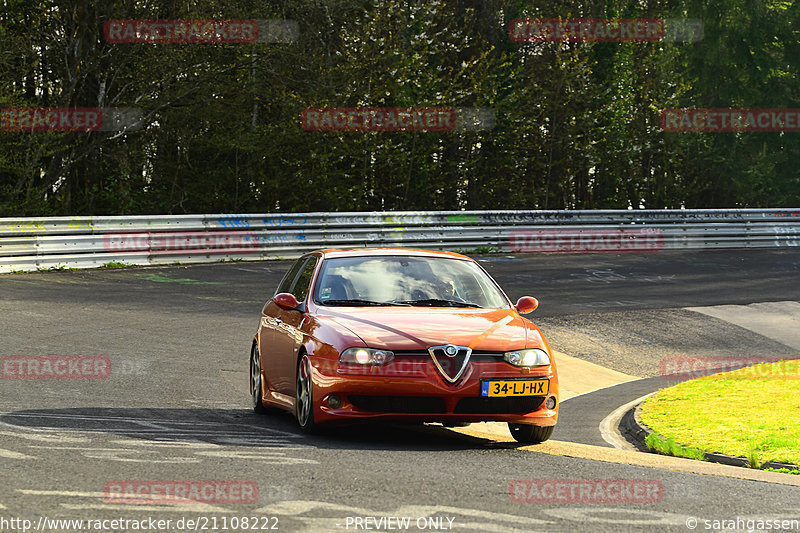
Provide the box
[314,248,472,260]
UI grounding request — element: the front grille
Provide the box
[428,345,470,382]
[392,349,504,383]
[469,352,506,361]
[393,351,504,361]
[349,395,447,414]
[454,396,545,414]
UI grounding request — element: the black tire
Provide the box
[508,423,554,444]
[250,344,267,414]
[295,354,317,433]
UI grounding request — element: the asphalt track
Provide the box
[1,249,800,532]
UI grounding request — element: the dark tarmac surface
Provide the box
[1,248,799,532]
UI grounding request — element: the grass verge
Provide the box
[643,433,706,461]
[640,360,800,468]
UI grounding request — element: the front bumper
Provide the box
[307,354,559,426]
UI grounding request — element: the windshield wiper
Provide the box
[321,299,410,306]
[395,298,482,308]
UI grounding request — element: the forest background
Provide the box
[1,0,798,216]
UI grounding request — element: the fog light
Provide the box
[545,396,556,410]
[327,395,342,409]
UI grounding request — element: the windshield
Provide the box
[313,256,509,309]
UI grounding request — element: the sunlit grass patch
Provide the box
[640,361,800,467]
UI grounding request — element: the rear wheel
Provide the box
[508,423,553,444]
[295,355,317,433]
[250,344,267,414]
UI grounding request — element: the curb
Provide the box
[620,401,800,473]
[617,402,650,452]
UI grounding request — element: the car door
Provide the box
[260,256,309,394]
[271,256,318,396]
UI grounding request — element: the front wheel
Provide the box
[250,344,267,414]
[295,355,317,433]
[508,423,553,444]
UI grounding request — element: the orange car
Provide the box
[249,248,558,443]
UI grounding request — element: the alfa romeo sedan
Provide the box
[249,248,558,443]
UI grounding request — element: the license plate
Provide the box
[481,379,549,397]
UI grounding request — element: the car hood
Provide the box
[317,307,537,352]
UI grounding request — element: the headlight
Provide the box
[504,348,550,367]
[340,347,395,365]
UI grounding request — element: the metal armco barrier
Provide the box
[1,209,799,273]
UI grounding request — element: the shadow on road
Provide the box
[0,407,490,451]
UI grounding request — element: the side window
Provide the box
[275,257,308,296]
[291,257,318,302]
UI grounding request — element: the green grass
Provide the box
[101,261,128,269]
[640,361,800,467]
[36,264,74,271]
[140,274,225,285]
[453,246,498,255]
[643,433,707,461]
[764,467,800,475]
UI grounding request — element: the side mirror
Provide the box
[274,293,302,311]
[515,296,539,314]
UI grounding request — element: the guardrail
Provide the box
[1,209,799,273]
